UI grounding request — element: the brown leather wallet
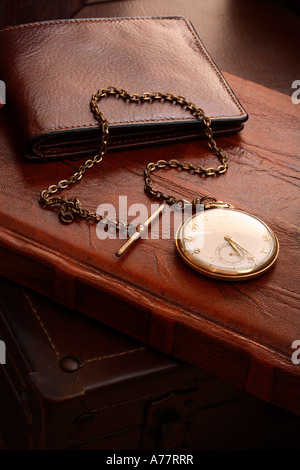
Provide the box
[0,16,248,160]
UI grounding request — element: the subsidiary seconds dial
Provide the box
[175,207,279,281]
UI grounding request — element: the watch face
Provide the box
[175,208,279,280]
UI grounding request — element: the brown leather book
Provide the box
[0,70,299,416]
[0,16,247,160]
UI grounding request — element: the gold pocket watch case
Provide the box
[176,207,279,281]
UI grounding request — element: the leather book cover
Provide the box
[0,70,299,416]
[0,16,247,160]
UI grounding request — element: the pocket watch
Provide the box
[175,201,279,281]
[39,87,279,281]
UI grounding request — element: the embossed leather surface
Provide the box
[0,16,247,160]
[0,72,299,416]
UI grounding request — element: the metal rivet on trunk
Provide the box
[59,356,81,372]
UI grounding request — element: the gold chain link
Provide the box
[39,87,228,225]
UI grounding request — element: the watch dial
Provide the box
[176,208,279,280]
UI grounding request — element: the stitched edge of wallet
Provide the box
[0,16,246,135]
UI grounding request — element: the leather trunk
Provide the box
[1,276,300,451]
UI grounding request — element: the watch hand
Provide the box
[225,236,255,258]
[224,236,242,257]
